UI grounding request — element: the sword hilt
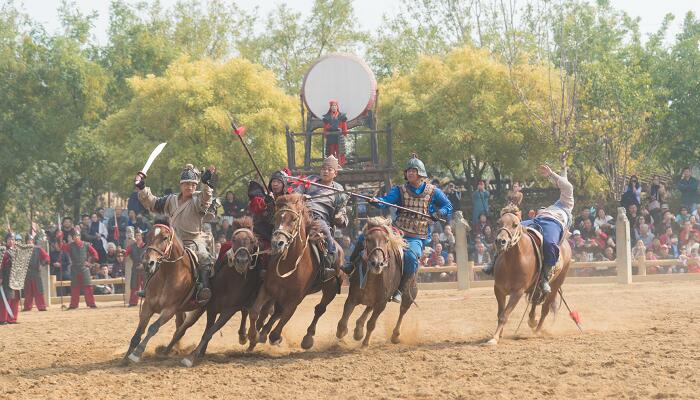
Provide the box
[135,171,147,186]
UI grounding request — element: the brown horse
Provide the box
[487,206,572,345]
[123,223,200,363]
[336,217,416,347]
[179,217,266,367]
[246,193,343,351]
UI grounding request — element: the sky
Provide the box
[18,0,700,44]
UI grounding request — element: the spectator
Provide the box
[481,225,496,255]
[679,221,700,245]
[685,236,699,255]
[61,217,74,239]
[217,218,234,241]
[648,176,665,221]
[472,180,490,226]
[659,227,674,246]
[441,225,456,254]
[430,232,442,250]
[580,219,596,240]
[620,175,641,209]
[632,240,647,263]
[506,181,523,208]
[676,207,691,224]
[429,243,448,266]
[677,167,698,210]
[111,251,126,278]
[127,188,146,216]
[222,191,243,222]
[474,213,490,236]
[445,182,462,212]
[636,224,655,247]
[575,208,594,231]
[645,250,660,274]
[473,242,491,267]
[104,242,119,266]
[570,230,585,256]
[89,212,108,261]
[108,206,128,248]
[94,265,114,295]
[527,209,536,219]
[649,238,662,256]
[693,205,700,219]
[446,253,456,266]
[594,208,614,234]
[602,246,615,261]
[658,210,680,234]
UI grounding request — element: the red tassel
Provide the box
[569,310,581,325]
[233,126,246,136]
[249,197,267,214]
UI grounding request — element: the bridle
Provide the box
[497,212,523,251]
[363,226,389,269]
[271,205,310,278]
[228,227,263,273]
[145,224,185,266]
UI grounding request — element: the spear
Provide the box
[286,176,446,223]
[227,113,269,195]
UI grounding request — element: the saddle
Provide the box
[524,228,564,291]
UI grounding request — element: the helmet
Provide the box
[269,169,290,193]
[404,153,427,178]
[180,163,200,184]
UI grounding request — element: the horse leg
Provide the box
[353,306,372,341]
[258,302,281,344]
[391,282,417,344]
[128,308,177,363]
[159,308,205,355]
[246,286,271,352]
[238,308,248,345]
[301,285,336,350]
[336,296,357,340]
[362,303,386,348]
[122,303,153,365]
[528,302,539,331]
[488,289,524,345]
[268,301,300,346]
[535,292,556,333]
[182,308,238,367]
[256,301,274,331]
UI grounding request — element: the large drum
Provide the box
[301,53,377,121]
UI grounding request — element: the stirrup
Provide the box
[540,281,551,294]
[391,290,402,304]
[196,287,212,303]
[321,267,336,281]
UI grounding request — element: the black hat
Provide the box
[180,164,200,184]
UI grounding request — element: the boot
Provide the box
[196,265,212,303]
[342,242,364,274]
[391,271,414,303]
[321,251,337,281]
[540,264,553,294]
[482,256,496,275]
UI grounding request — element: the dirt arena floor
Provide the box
[2,280,700,399]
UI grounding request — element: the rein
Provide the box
[228,228,265,273]
[358,226,391,289]
[272,206,309,278]
[496,212,524,251]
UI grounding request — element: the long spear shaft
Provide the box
[228,116,269,195]
[287,177,446,223]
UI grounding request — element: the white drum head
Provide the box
[302,53,377,121]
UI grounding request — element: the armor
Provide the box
[68,242,92,286]
[7,243,33,290]
[394,183,435,239]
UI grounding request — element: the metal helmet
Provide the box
[404,153,427,178]
[269,169,290,193]
[180,163,200,184]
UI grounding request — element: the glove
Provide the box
[134,173,146,190]
[368,197,381,208]
[430,212,442,222]
[201,167,217,189]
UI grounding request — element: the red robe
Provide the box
[23,246,50,311]
[0,251,20,323]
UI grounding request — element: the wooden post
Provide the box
[124,258,132,306]
[41,264,51,309]
[452,211,472,290]
[49,274,57,298]
[615,207,633,284]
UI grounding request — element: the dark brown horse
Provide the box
[123,224,199,363]
[336,217,416,347]
[246,193,343,351]
[179,217,265,367]
[487,206,572,345]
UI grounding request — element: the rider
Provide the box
[248,169,292,245]
[346,154,452,303]
[135,163,217,303]
[482,164,573,294]
[294,155,349,280]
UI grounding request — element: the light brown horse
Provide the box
[246,193,343,351]
[336,217,416,347]
[123,223,199,363]
[487,206,572,345]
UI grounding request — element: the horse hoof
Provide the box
[361,342,369,348]
[336,326,348,339]
[270,338,282,347]
[391,334,400,344]
[353,329,364,341]
[485,338,498,346]
[301,335,314,350]
[127,353,141,363]
[257,333,268,344]
[155,345,170,356]
[239,334,248,345]
[181,357,194,368]
[528,319,538,329]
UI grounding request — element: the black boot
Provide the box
[342,242,364,274]
[391,271,414,303]
[196,265,212,303]
[321,251,337,281]
[540,264,553,294]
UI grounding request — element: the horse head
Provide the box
[496,206,523,252]
[144,224,175,274]
[363,217,406,275]
[225,217,258,274]
[271,194,305,256]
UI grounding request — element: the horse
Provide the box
[246,193,344,351]
[336,217,416,347]
[487,205,572,345]
[123,223,201,364]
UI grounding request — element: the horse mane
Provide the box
[153,216,170,226]
[275,193,320,235]
[363,216,407,254]
[500,204,521,218]
[232,216,253,231]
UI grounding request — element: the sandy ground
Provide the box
[1,281,699,400]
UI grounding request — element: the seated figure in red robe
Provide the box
[322,100,348,165]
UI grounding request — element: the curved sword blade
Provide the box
[141,142,167,175]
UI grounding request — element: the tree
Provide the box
[97,56,297,197]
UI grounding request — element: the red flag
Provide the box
[233,125,246,136]
[569,310,581,325]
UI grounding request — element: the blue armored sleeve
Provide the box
[373,186,401,208]
[430,188,453,219]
